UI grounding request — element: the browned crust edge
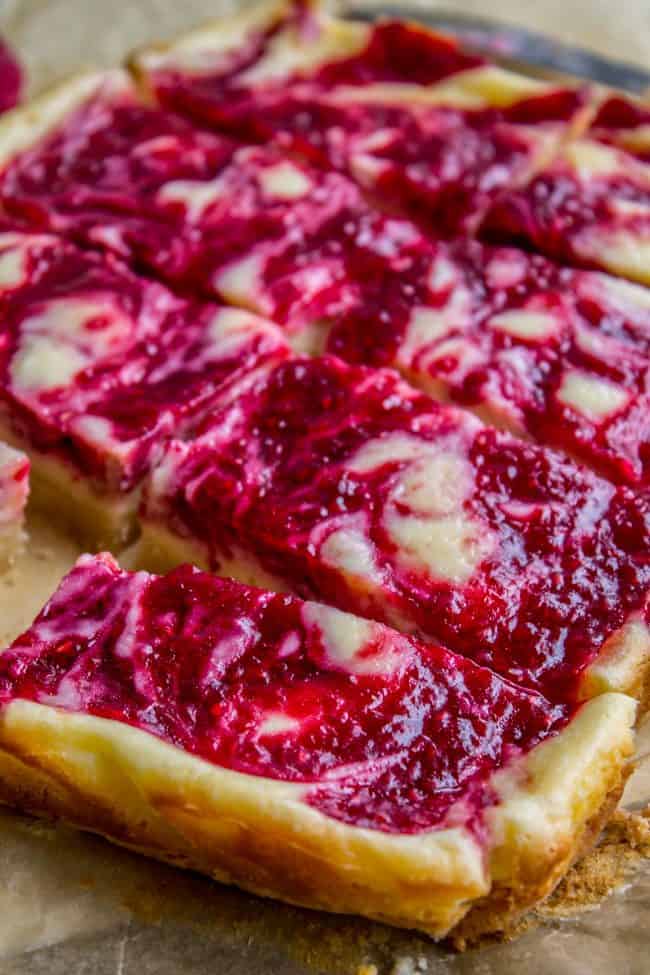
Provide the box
[0,697,634,944]
[449,764,631,948]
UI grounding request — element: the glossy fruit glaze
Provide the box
[144,354,650,702]
[143,4,584,235]
[0,79,428,329]
[148,8,483,137]
[0,228,289,492]
[481,156,650,269]
[0,552,570,834]
[184,88,585,236]
[315,90,584,236]
[481,95,650,276]
[0,76,237,273]
[0,39,21,115]
[591,96,650,162]
[150,143,378,328]
[327,236,650,488]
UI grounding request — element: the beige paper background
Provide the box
[0,2,649,973]
[3,0,650,96]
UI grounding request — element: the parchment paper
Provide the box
[0,2,649,972]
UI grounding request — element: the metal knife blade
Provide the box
[345,4,650,94]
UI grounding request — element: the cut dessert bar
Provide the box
[0,442,28,566]
[0,552,636,938]
[0,70,236,254]
[0,70,420,335]
[324,236,650,489]
[9,71,646,489]
[2,67,646,490]
[0,227,290,548]
[482,92,650,284]
[133,0,589,235]
[140,354,650,704]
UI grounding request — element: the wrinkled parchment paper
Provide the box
[1,2,650,972]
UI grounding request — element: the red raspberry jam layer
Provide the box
[482,157,650,275]
[0,39,21,114]
[316,92,584,236]
[0,77,235,276]
[591,96,650,162]
[144,355,650,703]
[192,89,584,236]
[148,143,374,328]
[142,6,584,235]
[327,237,650,488]
[0,552,569,834]
[481,94,650,281]
[0,228,289,493]
[0,78,425,330]
[146,6,483,138]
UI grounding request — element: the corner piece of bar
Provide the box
[0,227,290,549]
[0,552,636,938]
[481,90,650,285]
[0,67,396,335]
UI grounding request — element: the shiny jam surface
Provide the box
[0,553,569,834]
[148,355,650,702]
[481,94,650,270]
[481,160,650,269]
[0,77,584,331]
[0,230,289,492]
[151,16,483,134]
[327,98,574,235]
[156,82,584,234]
[196,95,567,236]
[0,89,416,327]
[147,8,583,235]
[151,144,373,325]
[0,39,21,114]
[591,96,650,162]
[0,87,238,280]
[311,20,483,86]
[328,237,650,488]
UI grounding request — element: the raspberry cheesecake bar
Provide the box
[0,227,290,548]
[140,354,650,704]
[0,442,28,566]
[133,0,588,235]
[482,92,650,284]
[325,237,650,489]
[7,70,647,490]
[0,70,415,335]
[0,552,636,938]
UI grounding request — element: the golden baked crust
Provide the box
[129,0,369,94]
[0,69,135,169]
[450,766,628,947]
[0,692,635,939]
[0,421,138,552]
